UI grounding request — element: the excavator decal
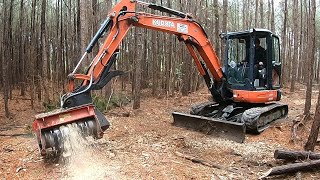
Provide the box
[152,19,175,28]
[177,23,188,33]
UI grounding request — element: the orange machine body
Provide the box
[233,90,279,103]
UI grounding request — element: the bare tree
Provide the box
[214,0,220,57]
[304,0,317,151]
[304,0,316,116]
[18,0,26,96]
[242,0,247,29]
[221,0,228,57]
[255,0,259,27]
[259,0,264,28]
[271,0,275,32]
[133,29,142,109]
[289,0,299,93]
[281,0,288,86]
[41,0,51,104]
[1,0,14,117]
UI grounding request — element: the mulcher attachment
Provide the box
[32,104,109,156]
[172,101,288,143]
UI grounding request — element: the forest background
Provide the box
[0,0,319,126]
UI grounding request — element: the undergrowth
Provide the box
[42,92,130,113]
[92,92,130,112]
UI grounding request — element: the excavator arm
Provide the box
[64,0,230,108]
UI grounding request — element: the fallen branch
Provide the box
[0,126,25,131]
[274,149,320,161]
[174,151,232,172]
[25,148,37,157]
[260,159,320,178]
[0,133,29,137]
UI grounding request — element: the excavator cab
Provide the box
[173,29,288,142]
[223,29,282,92]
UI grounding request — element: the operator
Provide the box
[254,38,266,66]
[254,38,267,86]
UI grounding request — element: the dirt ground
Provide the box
[0,85,320,180]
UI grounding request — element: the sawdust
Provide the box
[60,124,122,180]
[204,138,280,161]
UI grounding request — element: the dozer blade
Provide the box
[32,104,109,156]
[172,112,246,143]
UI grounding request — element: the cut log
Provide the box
[174,151,239,173]
[260,159,320,178]
[274,149,320,161]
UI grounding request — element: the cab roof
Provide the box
[221,28,279,39]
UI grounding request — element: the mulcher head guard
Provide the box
[32,104,109,156]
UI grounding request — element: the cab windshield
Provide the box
[226,36,250,85]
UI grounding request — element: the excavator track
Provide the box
[172,102,288,142]
[243,103,288,133]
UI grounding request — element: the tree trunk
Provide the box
[289,0,299,93]
[242,0,247,29]
[267,0,271,29]
[141,28,149,89]
[18,0,26,96]
[1,0,13,117]
[281,0,288,87]
[259,0,264,28]
[41,0,50,104]
[271,0,275,32]
[298,1,304,82]
[302,0,309,84]
[317,46,320,83]
[214,0,220,57]
[305,87,320,151]
[221,0,228,60]
[303,0,316,116]
[133,29,142,109]
[151,0,158,96]
[254,0,259,27]
[181,51,191,96]
[80,0,89,64]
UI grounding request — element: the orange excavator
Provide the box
[33,0,288,155]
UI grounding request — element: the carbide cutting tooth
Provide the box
[83,121,90,136]
[78,122,86,135]
[83,121,91,136]
[53,129,63,150]
[89,120,98,137]
[59,125,69,137]
[52,129,61,152]
[87,120,94,135]
[43,131,54,148]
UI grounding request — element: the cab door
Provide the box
[271,36,281,89]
